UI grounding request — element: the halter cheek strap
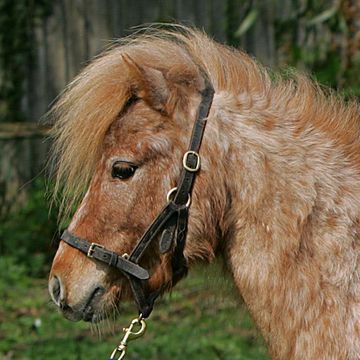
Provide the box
[60,81,214,318]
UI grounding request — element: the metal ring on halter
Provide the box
[166,187,191,207]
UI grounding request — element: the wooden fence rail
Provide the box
[0,123,50,139]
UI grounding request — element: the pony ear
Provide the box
[123,55,170,113]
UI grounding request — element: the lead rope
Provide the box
[108,314,147,360]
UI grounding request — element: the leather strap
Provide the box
[171,207,189,284]
[61,230,149,280]
[125,81,214,317]
[174,83,214,206]
[126,201,188,318]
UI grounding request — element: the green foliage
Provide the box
[0,0,52,122]
[0,265,269,360]
[273,0,359,94]
[0,255,29,293]
[0,178,58,277]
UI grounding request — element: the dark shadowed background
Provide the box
[0,1,359,359]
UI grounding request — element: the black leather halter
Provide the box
[61,80,214,318]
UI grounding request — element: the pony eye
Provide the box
[112,161,137,180]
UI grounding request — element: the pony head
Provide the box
[48,28,231,322]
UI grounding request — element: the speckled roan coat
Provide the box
[49,26,360,359]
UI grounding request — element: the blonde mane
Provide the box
[49,25,360,218]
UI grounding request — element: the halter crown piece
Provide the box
[60,79,214,359]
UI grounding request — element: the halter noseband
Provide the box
[60,80,214,318]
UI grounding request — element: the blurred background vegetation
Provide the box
[0,0,359,359]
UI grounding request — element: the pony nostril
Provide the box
[49,276,64,306]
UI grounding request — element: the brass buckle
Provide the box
[182,151,200,172]
[87,242,104,258]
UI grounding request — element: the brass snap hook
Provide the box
[109,315,147,360]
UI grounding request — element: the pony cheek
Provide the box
[106,282,133,304]
[147,256,173,292]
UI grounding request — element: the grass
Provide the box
[0,258,269,360]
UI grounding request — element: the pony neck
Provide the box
[208,89,360,359]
